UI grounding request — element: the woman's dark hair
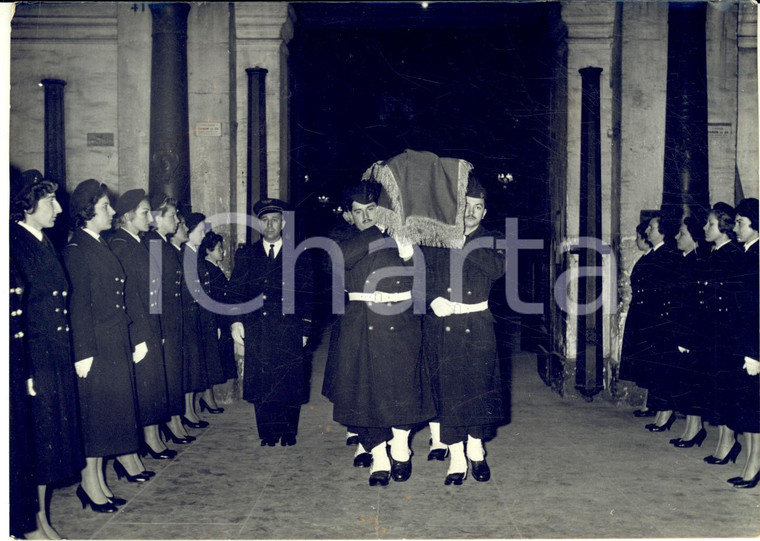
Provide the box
[635,221,651,246]
[71,184,110,230]
[735,198,759,232]
[710,202,736,238]
[10,180,58,222]
[199,230,224,258]
[682,215,706,244]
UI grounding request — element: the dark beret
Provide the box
[114,189,147,217]
[253,198,288,218]
[342,182,381,208]
[712,201,735,217]
[11,169,46,201]
[466,175,487,200]
[70,179,105,217]
[185,212,207,234]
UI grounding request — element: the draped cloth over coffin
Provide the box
[362,149,471,249]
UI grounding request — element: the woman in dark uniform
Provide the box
[64,179,141,513]
[10,169,83,536]
[145,195,194,445]
[170,211,209,429]
[700,202,744,466]
[619,221,654,416]
[199,230,238,392]
[109,189,176,461]
[727,198,760,487]
[186,215,227,414]
[668,215,710,448]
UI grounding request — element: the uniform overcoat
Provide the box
[728,240,759,433]
[10,222,83,484]
[422,225,505,433]
[109,228,170,426]
[202,260,238,380]
[177,244,207,393]
[329,226,436,428]
[695,241,743,424]
[229,241,314,405]
[144,230,185,415]
[196,255,226,385]
[618,250,654,384]
[64,229,140,457]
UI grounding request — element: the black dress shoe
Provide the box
[107,495,127,506]
[673,428,707,448]
[141,470,156,478]
[346,435,360,446]
[113,461,151,483]
[669,437,682,445]
[704,441,741,465]
[199,398,224,414]
[727,476,744,484]
[368,470,390,486]
[470,459,491,482]
[353,452,372,468]
[633,409,656,417]
[159,424,193,445]
[141,443,177,459]
[444,472,466,486]
[734,471,760,489]
[281,435,297,446]
[260,438,277,447]
[646,414,676,432]
[390,455,412,482]
[427,448,449,461]
[181,416,209,429]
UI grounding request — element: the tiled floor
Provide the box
[48,323,760,539]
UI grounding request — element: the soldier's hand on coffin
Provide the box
[133,341,148,363]
[396,238,414,261]
[303,336,308,348]
[231,322,245,345]
[75,357,94,378]
[743,357,760,376]
[27,378,36,397]
[430,297,453,317]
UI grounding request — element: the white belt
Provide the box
[449,300,489,314]
[348,291,412,303]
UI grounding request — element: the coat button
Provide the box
[115,277,119,281]
[62,291,67,297]
[262,312,267,316]
[390,326,395,331]
[116,304,120,308]
[465,329,471,333]
[52,290,59,296]
[445,326,451,332]
[467,291,472,295]
[368,325,373,330]
[56,326,63,331]
[446,287,451,293]
[262,295,267,300]
[55,308,60,313]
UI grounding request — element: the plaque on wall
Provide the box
[195,122,222,136]
[87,133,114,147]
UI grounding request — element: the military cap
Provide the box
[343,181,382,208]
[185,212,207,234]
[114,189,147,217]
[11,169,46,201]
[70,179,106,217]
[253,198,288,218]
[466,174,487,200]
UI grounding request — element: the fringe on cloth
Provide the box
[361,150,471,249]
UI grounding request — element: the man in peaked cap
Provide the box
[229,198,314,448]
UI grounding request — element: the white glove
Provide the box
[27,378,36,397]
[677,346,690,354]
[396,238,414,261]
[231,322,245,345]
[302,336,308,347]
[430,297,453,318]
[75,357,94,378]
[743,357,760,376]
[133,341,148,363]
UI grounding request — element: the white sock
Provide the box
[429,422,447,450]
[447,441,467,475]
[354,443,367,458]
[370,442,390,473]
[466,435,485,461]
[389,427,411,461]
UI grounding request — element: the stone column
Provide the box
[737,5,759,199]
[148,3,191,205]
[41,78,68,249]
[560,2,616,398]
[576,67,605,398]
[662,2,709,218]
[246,67,268,241]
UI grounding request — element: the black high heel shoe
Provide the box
[646,414,677,432]
[368,470,390,486]
[76,485,117,513]
[444,471,467,486]
[181,415,209,429]
[106,495,127,506]
[199,398,224,414]
[734,470,760,489]
[704,441,741,465]
[160,424,194,444]
[727,476,744,484]
[141,442,177,460]
[113,460,151,483]
[673,428,707,448]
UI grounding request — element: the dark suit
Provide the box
[229,240,314,441]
